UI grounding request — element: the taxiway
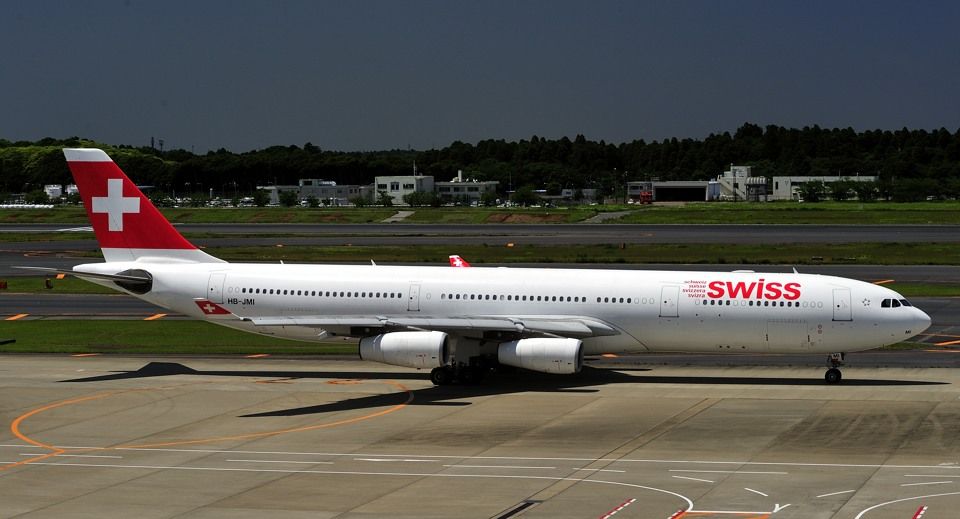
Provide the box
[1,355,959,518]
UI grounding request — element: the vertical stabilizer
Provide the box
[64,148,224,263]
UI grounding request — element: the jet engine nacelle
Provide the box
[359,331,450,369]
[497,338,583,374]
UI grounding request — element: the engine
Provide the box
[497,338,583,374]
[359,331,450,369]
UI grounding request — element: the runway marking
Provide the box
[672,475,715,483]
[14,446,960,472]
[71,353,101,357]
[933,339,960,346]
[905,474,959,477]
[19,453,121,459]
[816,490,856,498]
[245,353,270,358]
[4,380,411,468]
[601,354,619,358]
[854,492,960,519]
[227,459,334,465]
[575,468,625,473]
[599,497,636,519]
[355,458,436,463]
[669,469,788,475]
[5,313,28,321]
[901,481,953,487]
[443,464,555,469]
[872,279,895,285]
[912,505,928,519]
[0,460,696,511]
[143,313,167,321]
[923,349,960,353]
[667,510,686,519]
[744,487,768,497]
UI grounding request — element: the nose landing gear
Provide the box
[825,353,845,384]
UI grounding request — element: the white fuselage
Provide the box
[77,261,931,355]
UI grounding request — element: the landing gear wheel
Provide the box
[430,367,454,386]
[825,368,842,384]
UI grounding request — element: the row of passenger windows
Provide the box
[702,299,818,308]
[235,287,403,299]
[440,294,652,304]
[881,298,912,308]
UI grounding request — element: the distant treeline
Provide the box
[2,123,960,201]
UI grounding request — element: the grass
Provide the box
[0,320,357,355]
[6,201,960,225]
[612,201,960,224]
[403,207,599,224]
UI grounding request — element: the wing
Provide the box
[242,314,620,339]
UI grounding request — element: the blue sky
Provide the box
[2,0,958,152]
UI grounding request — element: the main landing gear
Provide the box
[430,365,486,386]
[824,352,845,384]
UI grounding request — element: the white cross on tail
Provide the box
[92,178,140,231]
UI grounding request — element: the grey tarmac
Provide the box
[1,355,959,518]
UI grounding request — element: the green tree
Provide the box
[479,190,499,207]
[305,195,319,208]
[829,180,853,201]
[797,181,826,202]
[24,189,49,204]
[852,181,877,202]
[376,190,393,207]
[278,190,299,207]
[510,185,540,206]
[253,189,270,207]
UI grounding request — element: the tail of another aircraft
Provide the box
[64,148,224,264]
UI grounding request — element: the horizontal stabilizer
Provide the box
[13,266,152,285]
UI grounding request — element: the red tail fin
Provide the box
[64,148,223,263]
[448,255,471,267]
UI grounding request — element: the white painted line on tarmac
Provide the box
[854,491,960,519]
[669,469,788,475]
[227,459,334,465]
[443,465,556,470]
[354,458,435,463]
[8,460,696,511]
[816,490,856,498]
[573,468,625,473]
[672,475,715,483]
[744,487,768,497]
[901,481,953,487]
[905,474,958,477]
[19,453,122,459]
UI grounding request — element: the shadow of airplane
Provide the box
[58,361,948,418]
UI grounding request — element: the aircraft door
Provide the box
[207,273,226,304]
[833,288,852,321]
[659,285,679,318]
[407,283,421,312]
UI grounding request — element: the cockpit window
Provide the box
[881,299,891,308]
[899,299,912,307]
[891,299,901,308]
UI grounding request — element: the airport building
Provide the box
[627,180,710,202]
[770,175,877,201]
[260,180,372,206]
[435,171,498,204]
[375,174,435,205]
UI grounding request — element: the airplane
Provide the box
[21,148,932,386]
[449,255,471,267]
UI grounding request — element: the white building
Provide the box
[771,175,877,201]
[375,175,435,205]
[711,165,768,201]
[43,184,63,199]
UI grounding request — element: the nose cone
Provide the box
[915,308,932,334]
